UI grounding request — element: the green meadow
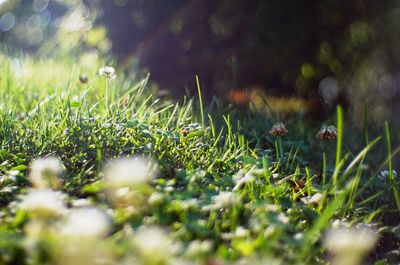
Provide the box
[0,55,398,265]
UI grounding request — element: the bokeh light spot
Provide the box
[350,21,371,46]
[27,14,42,30]
[0,12,15,31]
[378,74,397,99]
[319,77,339,104]
[301,63,315,79]
[33,0,49,13]
[170,19,183,35]
[40,10,51,27]
[115,0,127,7]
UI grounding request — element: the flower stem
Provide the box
[105,80,109,109]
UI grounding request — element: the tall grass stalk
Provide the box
[333,105,344,186]
[196,75,205,128]
[384,121,400,210]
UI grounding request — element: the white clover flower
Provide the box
[264,204,279,212]
[331,219,351,229]
[148,192,165,207]
[19,189,67,218]
[234,257,282,265]
[185,240,212,257]
[249,218,262,232]
[212,191,239,209]
[324,227,378,255]
[316,125,338,141]
[55,210,113,265]
[103,156,154,189]
[165,186,175,192]
[272,173,280,179]
[99,66,116,80]
[60,207,111,238]
[103,157,156,211]
[294,232,304,241]
[233,173,255,191]
[232,169,246,182]
[277,213,289,224]
[264,225,278,238]
[29,157,64,189]
[71,198,91,208]
[221,232,233,241]
[235,226,250,238]
[172,258,202,265]
[269,122,288,137]
[378,170,398,180]
[134,226,174,263]
[301,192,325,205]
[181,198,200,210]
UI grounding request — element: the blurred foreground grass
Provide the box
[0,55,399,265]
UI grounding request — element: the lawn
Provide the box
[0,55,399,265]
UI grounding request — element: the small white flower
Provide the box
[103,157,156,211]
[331,219,351,229]
[186,240,212,257]
[234,256,282,265]
[71,198,91,208]
[134,226,174,263]
[324,226,378,254]
[29,157,64,189]
[235,226,250,238]
[148,192,165,207]
[277,213,289,224]
[60,207,111,238]
[269,122,288,137]
[99,66,116,80]
[212,191,238,209]
[19,189,67,218]
[316,125,337,141]
[264,225,278,237]
[165,186,175,192]
[378,170,398,180]
[55,209,113,265]
[264,204,279,212]
[103,157,154,189]
[233,173,255,191]
[181,198,200,210]
[221,232,233,241]
[301,193,325,205]
[294,232,304,241]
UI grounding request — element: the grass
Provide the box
[0,54,399,265]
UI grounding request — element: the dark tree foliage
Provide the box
[99,1,397,100]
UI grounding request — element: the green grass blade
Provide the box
[384,121,400,210]
[196,75,205,128]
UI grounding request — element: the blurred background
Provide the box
[1,0,400,125]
